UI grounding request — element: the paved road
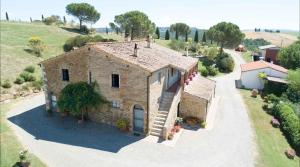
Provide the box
[6,50,254,167]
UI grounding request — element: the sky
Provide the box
[1,0,299,30]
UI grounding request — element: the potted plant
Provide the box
[116,118,129,132]
[167,132,174,140]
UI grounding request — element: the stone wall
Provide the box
[179,92,208,121]
[88,49,149,133]
[148,68,168,132]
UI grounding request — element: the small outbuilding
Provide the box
[239,60,288,90]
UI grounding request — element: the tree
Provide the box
[43,15,62,25]
[165,29,170,40]
[106,27,108,34]
[155,27,160,39]
[278,42,300,69]
[57,82,107,122]
[185,32,188,42]
[170,23,190,40]
[202,32,207,43]
[28,36,45,56]
[6,12,9,21]
[30,17,32,22]
[113,10,155,39]
[286,69,300,103]
[175,30,179,40]
[66,3,100,30]
[207,22,245,54]
[42,14,44,21]
[194,30,199,43]
[63,16,67,24]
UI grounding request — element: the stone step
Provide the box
[153,124,164,128]
[158,111,169,115]
[151,127,163,133]
[150,131,161,137]
[153,120,165,125]
[157,113,168,118]
[155,117,166,121]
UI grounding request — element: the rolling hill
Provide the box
[243,30,298,47]
[1,21,78,83]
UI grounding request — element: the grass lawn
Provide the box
[0,101,47,167]
[239,89,300,167]
[1,21,78,82]
[155,39,171,48]
[241,51,253,62]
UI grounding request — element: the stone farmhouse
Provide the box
[39,40,215,139]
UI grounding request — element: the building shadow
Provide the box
[8,105,143,153]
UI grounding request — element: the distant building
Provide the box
[253,45,280,64]
[239,60,288,90]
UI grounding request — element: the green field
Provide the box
[1,21,78,82]
[0,101,47,167]
[240,90,299,167]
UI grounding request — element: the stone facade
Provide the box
[179,92,210,121]
[40,42,214,137]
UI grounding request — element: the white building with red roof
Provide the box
[240,60,288,89]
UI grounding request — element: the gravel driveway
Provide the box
[6,50,255,167]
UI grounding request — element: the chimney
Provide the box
[133,43,138,57]
[146,35,151,48]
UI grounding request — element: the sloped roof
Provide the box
[92,41,198,72]
[240,60,288,73]
[184,75,216,100]
[258,45,280,50]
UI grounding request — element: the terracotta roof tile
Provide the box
[93,41,198,72]
[184,75,216,100]
[240,61,288,73]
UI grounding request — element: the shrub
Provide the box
[251,89,258,97]
[19,72,36,82]
[14,77,25,85]
[63,35,115,52]
[24,65,35,73]
[21,84,30,91]
[168,40,186,51]
[207,66,218,76]
[285,149,296,159]
[270,117,280,128]
[275,104,300,152]
[216,53,234,73]
[200,67,208,77]
[31,80,43,91]
[43,15,62,25]
[1,79,12,88]
[116,118,129,131]
[200,121,206,128]
[28,36,45,56]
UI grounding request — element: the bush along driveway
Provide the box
[6,50,255,167]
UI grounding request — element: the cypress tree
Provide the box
[42,14,44,21]
[155,27,160,39]
[6,12,9,21]
[175,30,178,40]
[30,17,32,22]
[202,32,207,43]
[185,32,188,42]
[106,27,108,34]
[63,16,67,24]
[194,30,199,43]
[165,29,170,40]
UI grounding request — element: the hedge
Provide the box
[275,104,300,152]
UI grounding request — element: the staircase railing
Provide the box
[162,87,182,139]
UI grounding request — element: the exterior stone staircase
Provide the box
[150,92,175,137]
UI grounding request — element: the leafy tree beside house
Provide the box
[66,3,100,31]
[207,22,244,54]
[155,27,160,39]
[57,82,107,122]
[278,41,300,70]
[165,29,170,40]
[113,11,155,39]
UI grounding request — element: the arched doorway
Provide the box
[133,105,144,134]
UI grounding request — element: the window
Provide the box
[62,69,69,81]
[158,72,161,84]
[89,71,92,84]
[112,100,120,108]
[112,74,119,88]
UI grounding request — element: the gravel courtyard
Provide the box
[6,50,255,167]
